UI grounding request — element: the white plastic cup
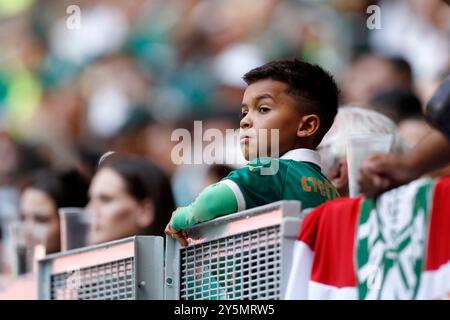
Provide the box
[59,208,92,251]
[346,133,393,197]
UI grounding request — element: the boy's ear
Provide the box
[297,114,320,138]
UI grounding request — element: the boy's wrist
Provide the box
[170,207,188,232]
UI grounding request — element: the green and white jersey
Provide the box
[171,148,339,231]
[221,148,339,212]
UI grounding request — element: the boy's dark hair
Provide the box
[243,59,340,147]
[369,88,423,124]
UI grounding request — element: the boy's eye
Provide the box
[240,110,248,119]
[259,106,270,113]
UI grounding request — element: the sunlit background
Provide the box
[0,0,449,297]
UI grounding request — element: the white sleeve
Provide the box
[219,179,246,211]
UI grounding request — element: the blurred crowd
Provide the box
[0,0,449,297]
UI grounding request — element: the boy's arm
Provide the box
[165,160,282,246]
[169,181,241,232]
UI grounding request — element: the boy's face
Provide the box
[240,79,303,160]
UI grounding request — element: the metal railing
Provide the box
[38,236,164,300]
[164,201,304,300]
[37,201,306,300]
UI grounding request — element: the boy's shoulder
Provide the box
[245,156,320,170]
[228,156,320,178]
[235,157,291,174]
[224,149,324,181]
[247,156,284,168]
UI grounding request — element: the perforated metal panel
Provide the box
[165,201,303,300]
[39,236,164,300]
[50,257,135,300]
[180,225,281,300]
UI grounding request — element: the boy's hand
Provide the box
[164,182,239,246]
[164,211,189,247]
[358,153,420,198]
[164,223,188,247]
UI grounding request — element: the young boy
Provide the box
[165,59,340,246]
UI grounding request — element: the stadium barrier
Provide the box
[37,201,307,300]
[32,178,450,300]
[164,200,306,300]
[38,236,164,300]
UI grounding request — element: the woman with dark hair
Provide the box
[0,170,88,299]
[20,170,89,255]
[87,156,175,244]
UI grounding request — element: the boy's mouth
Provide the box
[239,131,255,143]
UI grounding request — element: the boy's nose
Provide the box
[240,113,252,129]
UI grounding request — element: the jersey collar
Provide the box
[280,148,322,169]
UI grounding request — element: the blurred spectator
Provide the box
[110,107,154,157]
[79,54,150,140]
[20,169,89,256]
[360,129,450,198]
[341,53,414,105]
[0,167,87,299]
[367,87,436,149]
[87,156,175,244]
[0,132,21,228]
[0,134,50,274]
[398,117,450,177]
[369,88,423,124]
[0,132,21,188]
[143,119,180,177]
[370,0,450,82]
[318,106,405,197]
[397,118,433,149]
